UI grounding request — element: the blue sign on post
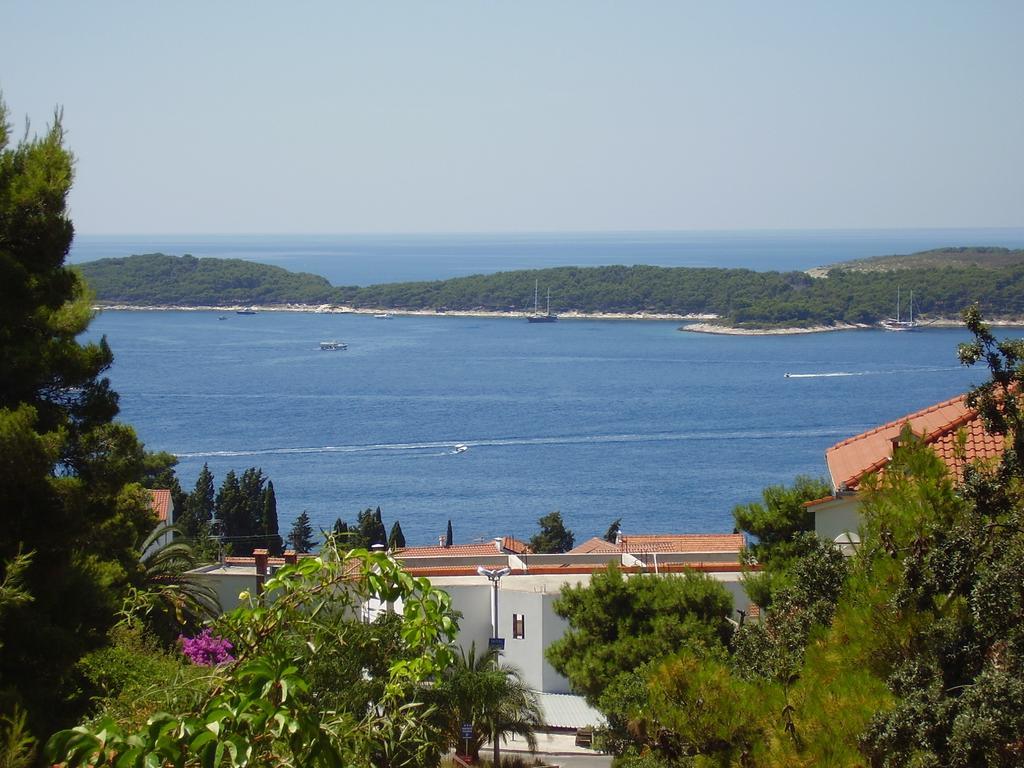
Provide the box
[488,637,505,650]
[461,723,473,739]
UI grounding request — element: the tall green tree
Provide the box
[445,519,454,547]
[260,480,282,555]
[603,518,622,543]
[180,463,214,540]
[213,469,242,543]
[288,511,315,554]
[546,565,733,703]
[388,520,406,550]
[0,99,156,739]
[529,511,575,554]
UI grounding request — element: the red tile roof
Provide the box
[825,393,1007,491]
[569,534,745,555]
[402,562,753,578]
[394,537,532,559]
[149,489,172,523]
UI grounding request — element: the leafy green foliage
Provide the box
[528,511,575,554]
[47,544,459,767]
[429,643,543,763]
[546,565,733,702]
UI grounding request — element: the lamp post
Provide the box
[476,565,511,641]
[476,565,511,767]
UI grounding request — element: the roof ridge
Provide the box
[827,393,967,452]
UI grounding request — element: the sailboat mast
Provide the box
[534,279,539,314]
[896,286,901,323]
[546,288,551,316]
[909,290,914,324]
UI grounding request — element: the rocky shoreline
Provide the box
[92,304,1024,335]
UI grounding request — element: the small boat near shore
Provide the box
[452,443,468,453]
[236,307,257,315]
[527,279,557,323]
[374,312,393,319]
[880,288,919,332]
[319,340,347,350]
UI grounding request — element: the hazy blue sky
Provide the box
[3,2,1021,234]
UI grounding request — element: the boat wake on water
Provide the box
[175,427,852,459]
[785,366,959,379]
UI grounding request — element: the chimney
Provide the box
[253,548,269,595]
[615,530,623,547]
[494,537,505,553]
[283,550,297,565]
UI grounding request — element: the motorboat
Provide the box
[319,341,348,350]
[453,444,468,453]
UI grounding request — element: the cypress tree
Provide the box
[373,506,387,547]
[388,520,406,550]
[445,519,454,547]
[183,463,215,539]
[288,511,315,554]
[215,470,242,543]
[261,480,282,555]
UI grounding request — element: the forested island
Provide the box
[78,248,1024,328]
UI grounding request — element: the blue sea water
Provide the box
[70,229,1024,286]
[87,310,994,546]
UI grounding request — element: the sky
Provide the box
[2,2,1022,235]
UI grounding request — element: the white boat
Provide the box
[374,312,393,319]
[527,279,557,323]
[236,307,257,315]
[452,444,468,453]
[880,287,919,331]
[319,340,347,350]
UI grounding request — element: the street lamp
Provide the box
[476,565,511,642]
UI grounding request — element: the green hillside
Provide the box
[76,253,339,306]
[808,246,1024,276]
[78,251,1024,328]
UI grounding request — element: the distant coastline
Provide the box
[93,303,1024,336]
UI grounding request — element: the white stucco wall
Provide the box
[813,495,863,543]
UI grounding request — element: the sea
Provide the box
[76,229,1024,546]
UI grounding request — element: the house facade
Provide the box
[809,392,1006,546]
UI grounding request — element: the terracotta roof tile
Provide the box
[394,536,532,559]
[825,393,1008,490]
[148,489,172,523]
[569,534,744,555]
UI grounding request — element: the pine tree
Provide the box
[0,99,160,737]
[261,480,282,555]
[288,511,315,554]
[388,520,406,550]
[529,511,575,554]
[182,463,215,539]
[604,518,622,543]
[215,470,243,543]
[446,519,454,547]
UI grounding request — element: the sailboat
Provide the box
[880,287,919,331]
[527,279,557,323]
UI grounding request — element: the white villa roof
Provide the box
[535,692,606,730]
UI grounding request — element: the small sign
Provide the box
[461,723,473,739]
[488,637,505,650]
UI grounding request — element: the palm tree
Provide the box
[433,643,543,765]
[127,522,221,642]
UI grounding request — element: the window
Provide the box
[512,613,525,639]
